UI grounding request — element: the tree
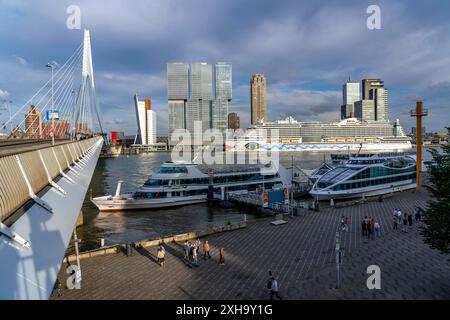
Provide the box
[420,127,450,254]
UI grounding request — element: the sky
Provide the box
[1,0,450,136]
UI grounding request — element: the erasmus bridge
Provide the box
[0,30,105,299]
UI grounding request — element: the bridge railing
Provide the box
[0,137,102,223]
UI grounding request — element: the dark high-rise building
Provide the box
[228,112,240,130]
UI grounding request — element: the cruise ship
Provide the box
[309,153,416,200]
[226,117,412,152]
[91,161,291,211]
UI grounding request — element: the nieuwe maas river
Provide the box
[76,148,433,251]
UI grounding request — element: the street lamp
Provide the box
[46,62,57,145]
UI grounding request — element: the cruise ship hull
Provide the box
[310,181,416,201]
[91,194,207,211]
[227,142,412,152]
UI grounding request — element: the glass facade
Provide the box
[215,62,232,101]
[211,99,228,133]
[167,63,189,100]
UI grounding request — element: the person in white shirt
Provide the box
[269,277,282,300]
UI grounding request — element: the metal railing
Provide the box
[0,137,102,223]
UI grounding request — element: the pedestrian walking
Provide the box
[192,244,198,265]
[203,240,211,259]
[195,238,202,254]
[393,214,398,230]
[367,217,374,239]
[269,277,282,300]
[415,207,422,222]
[402,212,408,232]
[344,216,349,232]
[51,279,62,297]
[183,240,189,259]
[188,242,194,260]
[340,216,345,231]
[157,247,165,268]
[219,247,225,265]
[374,221,381,238]
[362,217,368,237]
[408,212,413,227]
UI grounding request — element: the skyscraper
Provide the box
[191,62,213,100]
[354,79,389,122]
[370,87,388,121]
[228,112,240,130]
[341,80,360,119]
[215,62,232,101]
[251,73,267,125]
[167,63,189,146]
[167,63,189,100]
[211,99,228,133]
[362,79,383,100]
[134,95,156,145]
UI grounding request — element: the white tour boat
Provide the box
[310,153,417,200]
[91,161,291,211]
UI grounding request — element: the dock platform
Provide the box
[54,188,450,300]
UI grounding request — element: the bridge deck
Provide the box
[0,139,70,157]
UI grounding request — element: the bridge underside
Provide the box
[0,137,103,300]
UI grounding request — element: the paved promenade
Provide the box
[55,190,450,300]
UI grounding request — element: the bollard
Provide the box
[126,243,134,256]
[100,238,105,247]
[330,198,334,206]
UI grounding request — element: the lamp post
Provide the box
[46,62,57,145]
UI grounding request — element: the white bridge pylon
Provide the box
[2,30,105,141]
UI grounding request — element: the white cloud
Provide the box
[0,89,9,98]
[13,55,27,66]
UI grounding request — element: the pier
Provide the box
[54,187,450,300]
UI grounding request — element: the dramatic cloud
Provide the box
[1,0,450,135]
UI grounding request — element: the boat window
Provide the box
[144,179,170,186]
[158,166,188,174]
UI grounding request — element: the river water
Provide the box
[77,148,432,251]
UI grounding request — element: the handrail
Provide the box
[0,137,102,223]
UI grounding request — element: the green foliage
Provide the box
[421,127,450,254]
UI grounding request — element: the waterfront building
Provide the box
[191,62,213,100]
[251,73,267,125]
[211,99,229,133]
[134,95,156,145]
[215,62,232,101]
[168,100,186,137]
[167,63,189,100]
[362,78,389,121]
[370,87,388,121]
[167,63,189,146]
[341,80,360,119]
[354,100,376,121]
[187,99,211,136]
[24,105,42,138]
[228,112,240,130]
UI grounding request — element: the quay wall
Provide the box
[66,220,247,262]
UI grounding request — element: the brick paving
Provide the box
[54,190,450,300]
